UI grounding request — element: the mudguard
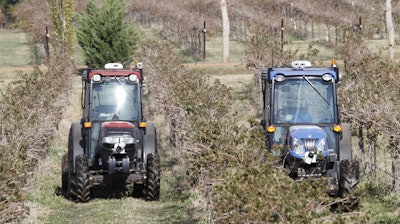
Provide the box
[143,122,157,166]
[339,123,352,161]
[68,122,84,173]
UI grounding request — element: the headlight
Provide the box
[128,74,138,82]
[322,73,332,82]
[293,137,304,156]
[275,74,285,82]
[103,136,135,144]
[93,74,102,82]
[316,138,326,153]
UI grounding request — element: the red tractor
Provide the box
[62,63,160,202]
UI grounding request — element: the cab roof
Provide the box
[83,63,143,81]
[87,69,142,80]
[261,60,339,83]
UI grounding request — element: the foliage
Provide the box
[0,0,77,220]
[136,40,369,223]
[50,0,76,55]
[13,0,51,43]
[2,0,400,222]
[76,0,140,68]
[338,33,400,137]
[0,0,18,17]
[0,52,74,222]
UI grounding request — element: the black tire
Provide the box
[61,154,69,194]
[339,159,360,211]
[74,154,91,203]
[143,153,160,201]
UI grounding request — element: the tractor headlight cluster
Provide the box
[275,74,285,82]
[322,73,333,82]
[316,138,326,153]
[128,74,138,82]
[293,137,304,156]
[93,74,102,82]
[103,136,135,145]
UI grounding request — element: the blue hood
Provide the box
[288,125,328,159]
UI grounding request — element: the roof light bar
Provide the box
[104,63,123,69]
[292,60,312,68]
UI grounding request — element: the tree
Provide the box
[220,0,229,63]
[13,0,51,42]
[76,0,140,68]
[51,0,76,56]
[0,0,19,26]
[385,0,395,60]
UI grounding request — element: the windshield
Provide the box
[272,78,334,124]
[90,78,139,121]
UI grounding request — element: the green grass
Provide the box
[0,29,31,67]
[0,29,32,89]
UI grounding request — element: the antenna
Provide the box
[89,35,93,68]
[271,47,274,67]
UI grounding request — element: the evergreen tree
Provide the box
[76,0,140,68]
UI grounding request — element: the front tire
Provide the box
[339,159,360,211]
[143,153,160,201]
[74,154,91,203]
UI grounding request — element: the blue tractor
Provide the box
[260,60,359,210]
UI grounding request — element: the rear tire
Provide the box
[339,160,360,211]
[74,154,91,203]
[61,154,69,194]
[143,153,160,201]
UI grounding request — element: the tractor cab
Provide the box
[81,63,146,166]
[260,61,360,210]
[261,60,342,161]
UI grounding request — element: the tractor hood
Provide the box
[288,125,328,163]
[98,121,137,153]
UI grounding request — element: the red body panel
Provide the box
[101,121,135,129]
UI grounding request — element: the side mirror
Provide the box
[260,119,267,129]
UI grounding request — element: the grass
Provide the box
[0,29,31,67]
[0,29,32,89]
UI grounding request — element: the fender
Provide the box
[68,122,84,173]
[339,123,352,161]
[143,122,157,166]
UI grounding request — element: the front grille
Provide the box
[301,138,318,151]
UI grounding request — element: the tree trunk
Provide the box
[385,0,395,60]
[220,0,230,63]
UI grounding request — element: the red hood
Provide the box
[101,121,135,129]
